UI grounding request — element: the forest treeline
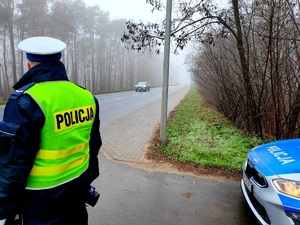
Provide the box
[0,0,166,100]
[188,0,300,139]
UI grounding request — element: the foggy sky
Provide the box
[83,0,165,21]
[83,0,190,83]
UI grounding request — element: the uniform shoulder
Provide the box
[74,83,86,90]
[9,82,36,100]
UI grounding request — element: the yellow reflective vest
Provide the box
[24,81,96,190]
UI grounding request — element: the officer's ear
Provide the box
[27,61,40,70]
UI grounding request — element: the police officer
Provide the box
[0,37,102,225]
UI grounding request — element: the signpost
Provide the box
[160,0,172,144]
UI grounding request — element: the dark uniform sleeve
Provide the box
[87,96,102,184]
[0,94,44,220]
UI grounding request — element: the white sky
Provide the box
[83,0,228,21]
[83,0,165,21]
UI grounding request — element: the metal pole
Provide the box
[160,0,172,145]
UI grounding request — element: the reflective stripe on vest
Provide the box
[24,81,95,190]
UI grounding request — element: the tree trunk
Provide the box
[231,0,262,137]
[7,0,17,85]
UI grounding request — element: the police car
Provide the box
[241,138,300,225]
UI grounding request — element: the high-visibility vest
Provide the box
[24,81,96,190]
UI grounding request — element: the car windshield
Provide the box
[138,82,147,85]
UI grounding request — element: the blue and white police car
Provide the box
[241,138,300,225]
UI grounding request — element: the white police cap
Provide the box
[18,36,66,55]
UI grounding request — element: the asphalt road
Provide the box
[0,105,4,120]
[95,86,180,125]
[88,153,259,225]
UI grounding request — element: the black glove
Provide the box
[84,186,100,207]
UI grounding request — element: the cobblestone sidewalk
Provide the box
[101,86,190,162]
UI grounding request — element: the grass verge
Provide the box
[146,87,268,179]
